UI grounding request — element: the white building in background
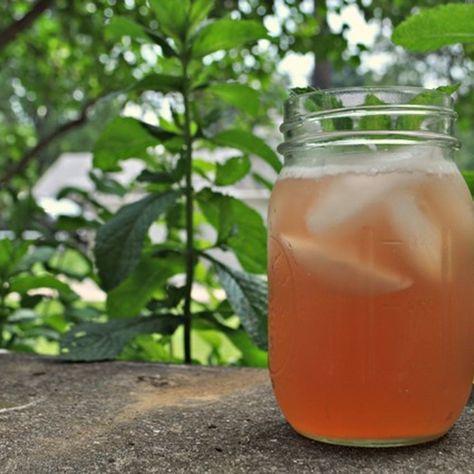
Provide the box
[34,150,276,219]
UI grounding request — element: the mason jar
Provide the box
[268,87,474,447]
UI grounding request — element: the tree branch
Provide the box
[0,98,98,186]
[0,0,54,52]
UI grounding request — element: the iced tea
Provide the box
[268,147,474,445]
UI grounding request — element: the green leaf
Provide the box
[95,191,181,290]
[189,0,215,31]
[396,88,449,130]
[132,73,184,95]
[0,239,29,277]
[251,172,273,191]
[197,189,267,273]
[60,315,181,361]
[149,0,190,40]
[14,246,56,273]
[207,83,260,117]
[215,156,251,186]
[8,309,39,323]
[213,260,268,350]
[56,216,101,232]
[213,129,281,172]
[137,170,179,184]
[289,86,316,96]
[106,254,183,318]
[89,171,127,196]
[105,16,177,57]
[10,274,78,301]
[462,171,474,197]
[295,89,352,131]
[392,4,474,52]
[8,194,45,236]
[192,19,267,58]
[65,306,103,322]
[359,94,390,130]
[226,329,268,367]
[93,117,160,172]
[105,16,150,42]
[142,123,179,142]
[437,83,461,95]
[0,239,14,276]
[137,156,186,185]
[48,249,91,281]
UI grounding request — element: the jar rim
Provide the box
[280,86,459,152]
[285,86,454,112]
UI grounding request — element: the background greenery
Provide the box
[0,0,473,365]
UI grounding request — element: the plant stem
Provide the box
[181,57,194,365]
[0,282,7,348]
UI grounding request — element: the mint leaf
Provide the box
[215,156,251,186]
[149,0,190,40]
[0,240,29,278]
[189,0,215,31]
[10,274,78,302]
[106,254,183,318]
[213,260,268,350]
[291,88,352,131]
[359,94,390,130]
[192,19,267,58]
[208,83,260,117]
[60,315,181,361]
[95,191,181,289]
[93,117,168,172]
[132,73,184,94]
[197,189,267,274]
[392,4,474,52]
[437,83,461,95]
[396,88,448,130]
[213,129,281,172]
[14,246,55,273]
[105,16,150,42]
[105,16,176,57]
[289,86,316,96]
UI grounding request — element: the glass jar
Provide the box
[268,87,474,447]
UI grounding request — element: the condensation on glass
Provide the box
[268,87,474,447]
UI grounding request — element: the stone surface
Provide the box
[0,353,472,474]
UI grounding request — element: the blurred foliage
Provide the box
[0,0,473,365]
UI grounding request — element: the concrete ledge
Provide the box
[0,353,472,473]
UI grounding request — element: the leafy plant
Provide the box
[0,235,98,353]
[60,0,274,365]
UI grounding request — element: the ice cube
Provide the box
[387,193,442,279]
[306,146,445,234]
[307,175,383,233]
[307,173,419,234]
[282,233,412,295]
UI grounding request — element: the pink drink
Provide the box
[268,147,474,445]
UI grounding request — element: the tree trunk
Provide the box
[311,0,332,89]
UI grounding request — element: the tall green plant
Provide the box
[61,0,276,364]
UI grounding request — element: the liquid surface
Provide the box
[268,149,474,442]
